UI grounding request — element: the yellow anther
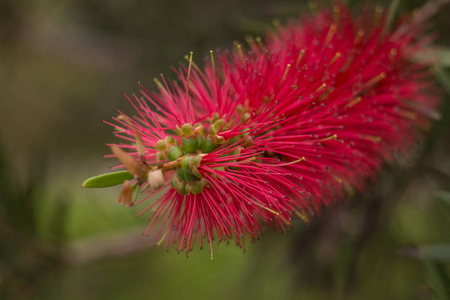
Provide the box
[157,230,168,246]
[255,36,264,49]
[295,210,310,224]
[315,83,327,94]
[275,157,305,167]
[389,48,398,61]
[308,1,318,15]
[245,35,254,47]
[354,29,365,46]
[333,5,341,25]
[282,64,291,82]
[296,49,306,67]
[329,52,342,66]
[272,18,281,29]
[363,72,386,89]
[346,96,362,108]
[325,23,338,45]
[317,134,337,142]
[210,50,216,79]
[397,110,418,120]
[185,51,194,101]
[361,134,382,143]
[234,42,244,63]
[374,5,384,26]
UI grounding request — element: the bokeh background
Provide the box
[1,0,450,299]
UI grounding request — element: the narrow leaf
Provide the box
[404,244,450,262]
[440,48,450,66]
[435,67,450,96]
[434,191,450,206]
[82,171,134,188]
[385,0,401,31]
[425,261,450,300]
[414,48,450,68]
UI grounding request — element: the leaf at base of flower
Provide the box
[414,48,450,68]
[82,171,134,188]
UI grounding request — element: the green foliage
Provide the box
[82,171,133,188]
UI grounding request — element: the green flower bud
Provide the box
[229,136,240,145]
[213,119,225,131]
[192,167,201,178]
[211,112,219,124]
[243,136,254,148]
[182,137,198,154]
[232,146,243,155]
[167,145,184,161]
[193,155,202,167]
[213,134,226,145]
[171,174,180,188]
[202,137,218,153]
[177,169,186,181]
[155,139,167,151]
[209,125,217,136]
[177,181,187,195]
[212,166,225,178]
[181,123,194,137]
[179,155,203,178]
[175,125,183,137]
[155,151,166,162]
[184,171,200,183]
[185,183,192,195]
[241,112,251,121]
[191,180,204,194]
[165,136,176,146]
[194,125,204,135]
[197,134,205,149]
[181,156,193,174]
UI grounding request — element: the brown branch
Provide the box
[62,228,157,265]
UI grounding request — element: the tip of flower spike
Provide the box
[94,3,445,257]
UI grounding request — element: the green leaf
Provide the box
[385,0,401,31]
[414,48,450,68]
[435,67,450,96]
[82,171,134,188]
[403,244,450,263]
[406,244,450,262]
[425,261,450,300]
[439,48,450,67]
[435,191,450,206]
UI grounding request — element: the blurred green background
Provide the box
[1,0,450,299]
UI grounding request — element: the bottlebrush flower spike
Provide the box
[83,1,446,258]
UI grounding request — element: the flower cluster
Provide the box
[86,3,442,258]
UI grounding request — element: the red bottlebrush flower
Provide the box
[84,2,445,258]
